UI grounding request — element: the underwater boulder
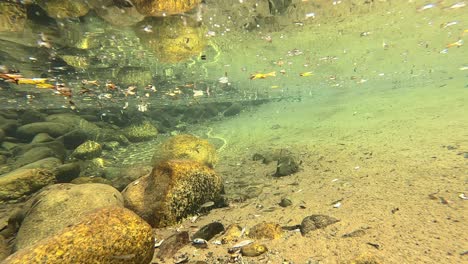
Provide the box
[122,159,223,227]
[123,121,158,142]
[0,2,27,32]
[71,140,102,160]
[17,157,62,171]
[0,168,56,203]
[13,147,60,168]
[132,0,201,16]
[16,122,71,140]
[3,206,154,264]
[31,133,54,144]
[152,134,218,168]
[14,183,124,251]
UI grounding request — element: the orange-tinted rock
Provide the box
[248,222,283,240]
[123,159,223,227]
[151,134,217,168]
[3,206,154,264]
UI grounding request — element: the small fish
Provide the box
[446,39,463,48]
[448,1,466,9]
[143,25,153,33]
[35,83,55,89]
[200,201,214,208]
[82,79,99,86]
[440,21,458,28]
[417,3,436,11]
[271,85,280,89]
[299,71,313,77]
[17,78,47,85]
[249,71,276,80]
[193,90,204,97]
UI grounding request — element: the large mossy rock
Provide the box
[123,121,158,142]
[132,0,201,16]
[122,159,223,227]
[16,122,71,140]
[3,206,154,264]
[0,169,56,203]
[152,134,218,168]
[15,183,124,250]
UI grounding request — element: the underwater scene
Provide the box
[0,0,467,263]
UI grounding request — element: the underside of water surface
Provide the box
[0,0,467,263]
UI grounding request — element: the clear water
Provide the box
[0,0,467,263]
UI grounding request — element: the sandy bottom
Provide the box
[153,79,467,263]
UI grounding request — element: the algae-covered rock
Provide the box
[152,134,217,168]
[137,16,206,63]
[46,114,129,145]
[15,183,124,250]
[14,147,59,168]
[72,140,102,160]
[123,159,223,227]
[0,2,27,32]
[221,224,243,244]
[36,0,89,18]
[123,121,158,142]
[3,206,154,264]
[0,169,56,203]
[31,133,54,144]
[132,0,201,16]
[248,222,283,240]
[16,122,71,140]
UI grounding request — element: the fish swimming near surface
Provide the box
[299,71,313,77]
[249,71,276,80]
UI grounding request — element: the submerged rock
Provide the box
[36,0,89,18]
[192,222,225,241]
[152,134,218,168]
[300,214,340,235]
[248,222,283,240]
[0,169,56,203]
[241,243,268,257]
[31,133,54,144]
[16,122,71,140]
[0,2,27,32]
[3,207,154,264]
[15,183,124,250]
[14,147,60,168]
[123,121,158,142]
[123,159,223,227]
[156,231,190,261]
[274,154,300,177]
[71,140,102,160]
[221,224,243,244]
